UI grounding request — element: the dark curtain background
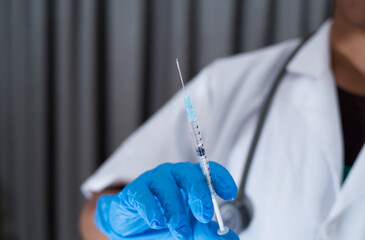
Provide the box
[0,0,332,239]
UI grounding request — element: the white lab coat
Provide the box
[81,20,365,240]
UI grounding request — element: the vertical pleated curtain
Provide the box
[0,0,331,239]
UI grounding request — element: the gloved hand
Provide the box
[94,162,239,240]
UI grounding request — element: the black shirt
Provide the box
[337,87,365,181]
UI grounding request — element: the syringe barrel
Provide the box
[188,120,203,148]
[188,120,217,197]
[198,155,216,196]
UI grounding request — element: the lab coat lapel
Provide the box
[328,144,365,219]
[314,67,343,192]
[299,62,343,193]
[287,20,344,193]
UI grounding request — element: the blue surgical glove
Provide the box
[94,162,239,240]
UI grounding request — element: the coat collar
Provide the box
[287,19,332,80]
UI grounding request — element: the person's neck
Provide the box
[331,9,365,95]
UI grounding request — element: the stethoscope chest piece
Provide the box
[219,194,254,234]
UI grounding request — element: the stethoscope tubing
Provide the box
[237,33,314,200]
[219,33,316,235]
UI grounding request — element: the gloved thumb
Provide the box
[209,162,238,201]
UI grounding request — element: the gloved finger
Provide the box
[209,161,237,201]
[94,194,116,236]
[95,192,164,238]
[194,221,239,240]
[147,163,192,240]
[171,162,214,223]
[117,173,167,233]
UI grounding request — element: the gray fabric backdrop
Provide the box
[0,0,331,239]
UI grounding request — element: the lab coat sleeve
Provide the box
[81,63,216,199]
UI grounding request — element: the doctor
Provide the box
[80,0,365,239]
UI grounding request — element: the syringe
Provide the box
[176,59,229,235]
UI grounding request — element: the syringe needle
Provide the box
[176,58,187,96]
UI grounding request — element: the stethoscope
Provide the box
[219,34,313,234]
